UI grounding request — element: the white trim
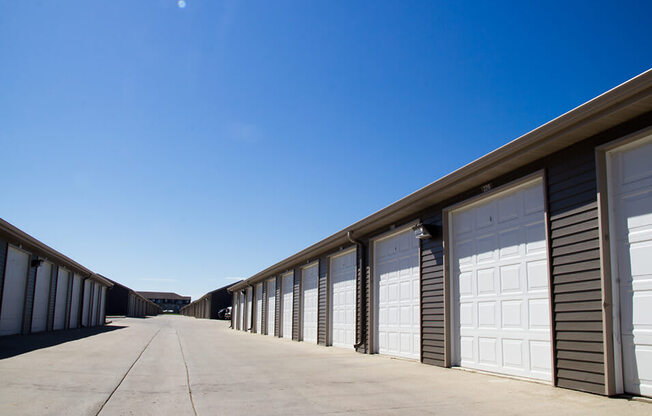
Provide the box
[602,131,652,395]
[328,247,357,348]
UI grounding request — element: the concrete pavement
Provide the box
[0,315,649,415]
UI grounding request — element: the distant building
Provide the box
[137,292,191,313]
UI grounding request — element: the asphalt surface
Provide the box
[0,315,649,415]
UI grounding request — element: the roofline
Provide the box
[228,68,652,292]
[0,218,112,287]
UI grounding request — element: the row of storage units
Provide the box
[105,279,161,317]
[179,283,236,319]
[0,219,113,336]
[229,70,652,398]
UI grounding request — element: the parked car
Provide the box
[221,306,231,320]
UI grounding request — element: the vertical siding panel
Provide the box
[420,214,445,367]
[293,268,300,341]
[358,242,369,354]
[275,275,281,337]
[318,255,328,345]
[547,144,605,395]
[22,256,38,334]
[261,281,267,335]
[0,239,7,319]
[46,265,58,331]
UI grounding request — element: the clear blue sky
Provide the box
[1,1,650,300]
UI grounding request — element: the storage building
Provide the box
[228,69,652,398]
[105,279,162,317]
[180,283,237,319]
[0,218,113,335]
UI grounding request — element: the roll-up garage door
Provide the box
[246,287,253,331]
[53,268,70,330]
[255,283,263,333]
[267,278,276,335]
[68,274,82,328]
[374,228,420,359]
[31,260,53,333]
[449,177,551,381]
[301,263,318,343]
[608,135,652,397]
[281,272,293,339]
[330,249,356,348]
[0,246,30,336]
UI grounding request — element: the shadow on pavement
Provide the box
[0,325,126,359]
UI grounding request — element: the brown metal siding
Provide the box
[261,282,267,334]
[547,145,605,395]
[293,268,300,341]
[358,241,369,353]
[420,215,445,366]
[21,257,38,334]
[275,275,281,337]
[0,239,7,318]
[318,255,328,345]
[46,265,58,331]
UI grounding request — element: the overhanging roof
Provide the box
[0,218,113,287]
[228,69,652,293]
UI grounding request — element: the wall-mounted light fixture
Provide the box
[412,222,441,240]
[31,257,44,267]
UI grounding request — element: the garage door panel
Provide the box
[266,279,275,336]
[609,136,652,396]
[281,273,293,339]
[452,179,552,381]
[302,264,318,343]
[0,247,30,336]
[375,228,420,359]
[331,250,356,348]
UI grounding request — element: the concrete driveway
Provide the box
[0,315,649,415]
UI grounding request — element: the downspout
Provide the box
[347,231,367,351]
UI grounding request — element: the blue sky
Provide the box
[1,1,650,300]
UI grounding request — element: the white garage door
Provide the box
[69,274,82,329]
[374,228,420,359]
[330,249,356,348]
[267,278,276,336]
[450,178,551,381]
[92,282,100,326]
[0,246,30,336]
[608,135,652,397]
[54,268,70,330]
[246,287,253,332]
[255,283,263,333]
[31,260,53,333]
[301,263,318,343]
[82,279,91,326]
[281,272,294,339]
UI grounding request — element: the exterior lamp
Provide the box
[412,222,440,240]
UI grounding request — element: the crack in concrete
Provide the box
[95,327,162,416]
[176,329,198,416]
